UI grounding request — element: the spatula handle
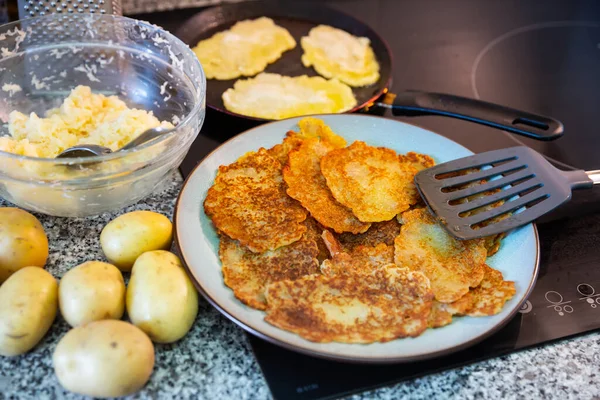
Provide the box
[561,169,595,190]
[387,91,564,141]
[586,170,600,186]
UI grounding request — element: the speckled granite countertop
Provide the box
[1,173,600,400]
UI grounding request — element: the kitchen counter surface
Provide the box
[1,173,599,400]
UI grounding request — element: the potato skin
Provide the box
[59,261,126,327]
[53,320,155,398]
[0,207,49,282]
[126,250,198,343]
[0,267,58,356]
[100,211,173,271]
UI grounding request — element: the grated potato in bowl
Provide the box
[0,14,205,217]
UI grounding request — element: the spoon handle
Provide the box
[120,127,172,151]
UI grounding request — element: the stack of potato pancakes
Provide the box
[204,118,515,344]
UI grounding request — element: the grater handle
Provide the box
[385,91,564,141]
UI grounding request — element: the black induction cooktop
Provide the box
[134,1,600,398]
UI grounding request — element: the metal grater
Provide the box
[1,11,129,119]
[16,0,122,99]
[13,13,122,100]
[17,0,122,19]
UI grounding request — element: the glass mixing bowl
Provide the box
[0,14,206,217]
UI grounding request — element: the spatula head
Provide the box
[414,146,592,240]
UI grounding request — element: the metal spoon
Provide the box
[56,126,174,159]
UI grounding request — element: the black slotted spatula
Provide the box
[414,146,600,240]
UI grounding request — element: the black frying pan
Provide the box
[176,1,563,141]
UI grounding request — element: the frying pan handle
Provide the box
[386,91,564,141]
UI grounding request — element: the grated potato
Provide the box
[0,85,172,159]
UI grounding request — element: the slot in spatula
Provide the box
[414,146,600,240]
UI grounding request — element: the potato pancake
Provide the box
[451,264,516,317]
[484,233,506,257]
[296,117,348,149]
[321,141,419,222]
[284,137,371,234]
[427,300,471,328]
[428,265,515,327]
[220,234,319,310]
[394,208,487,303]
[264,264,433,343]
[222,73,357,120]
[204,148,307,253]
[428,302,455,328]
[321,243,394,277]
[337,218,401,253]
[320,230,394,276]
[319,230,393,282]
[267,132,304,167]
[303,217,330,264]
[399,151,436,171]
[192,17,296,80]
[300,25,380,87]
[268,117,348,166]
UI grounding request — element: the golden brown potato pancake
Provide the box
[398,152,436,208]
[394,208,487,303]
[452,264,516,317]
[268,117,348,167]
[303,217,330,264]
[264,263,433,343]
[428,301,455,328]
[398,151,436,171]
[321,243,394,277]
[204,148,307,253]
[296,116,348,149]
[284,137,371,234]
[428,265,515,327]
[484,233,506,257]
[321,141,419,222]
[267,131,304,167]
[320,230,394,276]
[427,300,471,328]
[220,234,319,310]
[337,218,401,253]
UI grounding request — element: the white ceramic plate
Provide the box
[175,114,539,363]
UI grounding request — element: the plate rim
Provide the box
[174,114,540,364]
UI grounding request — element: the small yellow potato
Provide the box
[0,267,58,356]
[53,320,155,398]
[59,261,126,327]
[100,210,173,271]
[126,250,198,343]
[0,207,49,282]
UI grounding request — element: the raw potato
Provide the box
[53,320,154,398]
[59,261,126,327]
[100,210,173,271]
[0,267,58,356]
[126,250,198,343]
[0,207,49,282]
